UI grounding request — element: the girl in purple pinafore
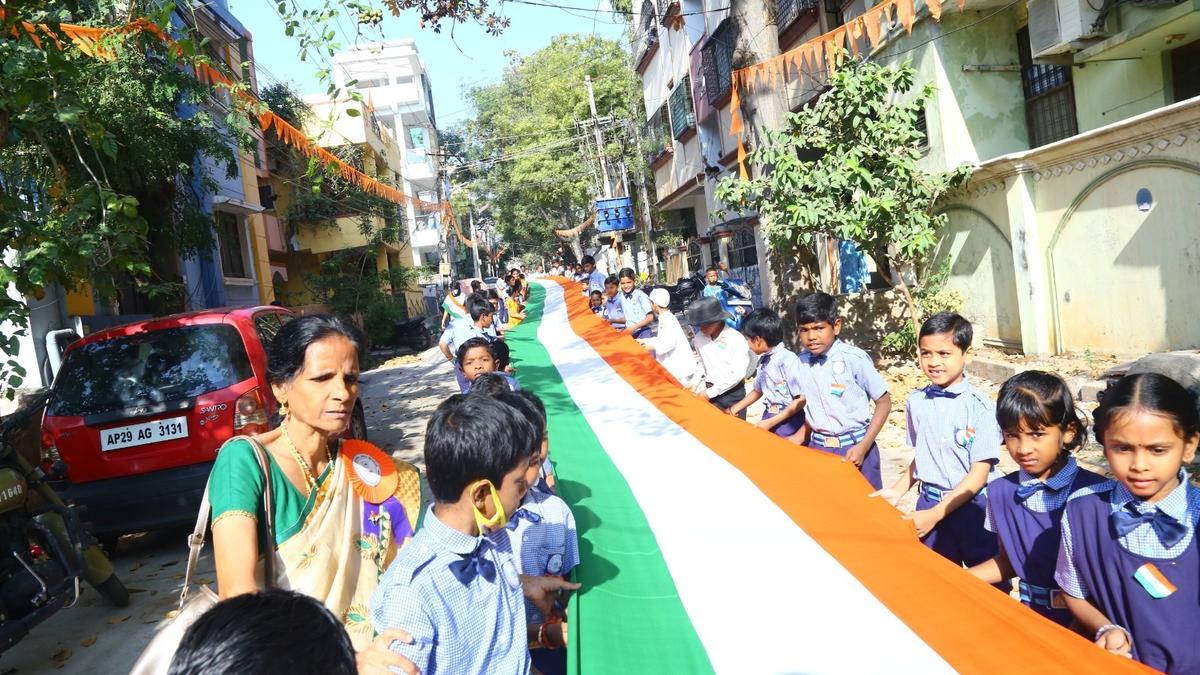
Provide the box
[968,371,1105,626]
[1055,373,1200,672]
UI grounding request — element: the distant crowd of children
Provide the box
[367,267,1200,675]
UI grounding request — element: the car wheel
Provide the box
[350,404,368,441]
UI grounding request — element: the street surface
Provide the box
[0,349,457,674]
[0,348,1024,673]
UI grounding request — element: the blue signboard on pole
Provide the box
[595,197,635,233]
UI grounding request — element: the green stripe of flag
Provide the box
[507,285,715,675]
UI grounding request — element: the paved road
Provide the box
[0,349,456,674]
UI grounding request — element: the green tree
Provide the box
[715,57,971,338]
[0,2,249,396]
[451,34,642,259]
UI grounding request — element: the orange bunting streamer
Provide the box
[3,9,457,228]
[726,0,961,179]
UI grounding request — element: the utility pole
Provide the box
[584,75,613,199]
[630,119,659,281]
[469,206,482,280]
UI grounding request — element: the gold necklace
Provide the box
[280,417,332,496]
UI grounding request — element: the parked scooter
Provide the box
[391,315,435,352]
[0,394,128,653]
[648,272,753,327]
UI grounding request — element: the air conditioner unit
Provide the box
[1028,0,1110,58]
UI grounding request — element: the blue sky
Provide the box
[230,0,628,128]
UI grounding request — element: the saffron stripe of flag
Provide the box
[510,279,1144,674]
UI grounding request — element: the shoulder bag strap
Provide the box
[177,436,277,608]
[245,437,277,588]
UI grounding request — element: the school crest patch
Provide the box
[954,427,976,447]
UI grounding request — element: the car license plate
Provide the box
[101,416,189,451]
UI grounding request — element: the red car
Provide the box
[39,307,367,545]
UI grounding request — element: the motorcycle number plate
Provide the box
[101,416,189,452]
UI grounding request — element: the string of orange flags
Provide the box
[3,10,479,247]
[728,0,964,179]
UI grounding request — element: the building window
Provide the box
[1171,39,1200,102]
[669,76,696,139]
[824,0,844,29]
[701,20,736,105]
[1018,27,1078,148]
[776,0,818,33]
[686,238,702,272]
[914,108,929,154]
[729,228,758,269]
[216,211,249,279]
[643,103,672,163]
[636,0,659,68]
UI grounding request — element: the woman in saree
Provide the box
[208,315,420,674]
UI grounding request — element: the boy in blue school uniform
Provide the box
[370,393,579,675]
[602,276,625,330]
[507,391,577,675]
[614,268,654,339]
[439,294,498,392]
[872,312,1006,582]
[727,309,806,438]
[790,292,892,490]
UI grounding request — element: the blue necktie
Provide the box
[623,292,633,299]
[449,542,497,585]
[506,509,542,531]
[1111,506,1190,549]
[1015,481,1051,501]
[927,387,956,398]
[758,353,772,368]
[808,354,827,366]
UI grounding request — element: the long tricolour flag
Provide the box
[508,278,1144,674]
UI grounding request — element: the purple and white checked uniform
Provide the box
[1056,474,1200,671]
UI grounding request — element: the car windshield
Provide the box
[47,324,254,417]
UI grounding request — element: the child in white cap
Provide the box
[640,288,703,393]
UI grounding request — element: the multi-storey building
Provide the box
[636,0,1200,354]
[330,41,448,275]
[268,96,426,317]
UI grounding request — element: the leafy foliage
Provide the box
[450,34,642,257]
[715,57,971,335]
[0,2,249,396]
[881,260,964,354]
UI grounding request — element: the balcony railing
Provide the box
[669,75,696,139]
[635,0,659,71]
[643,103,672,166]
[701,20,736,105]
[776,0,818,33]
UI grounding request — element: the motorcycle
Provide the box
[648,272,754,328]
[0,394,129,653]
[391,315,435,352]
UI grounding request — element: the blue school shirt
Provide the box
[441,317,497,354]
[370,506,530,675]
[752,343,805,411]
[587,270,607,295]
[508,487,580,624]
[1056,470,1200,599]
[603,295,626,329]
[798,340,888,435]
[617,289,653,329]
[905,378,1001,491]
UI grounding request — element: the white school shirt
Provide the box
[644,311,700,387]
[692,324,752,399]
